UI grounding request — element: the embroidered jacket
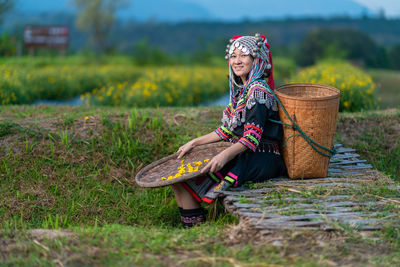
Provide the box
[215,79,283,152]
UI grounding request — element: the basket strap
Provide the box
[268,90,337,158]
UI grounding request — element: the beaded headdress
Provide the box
[225,33,275,107]
[225,33,271,70]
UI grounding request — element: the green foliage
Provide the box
[132,39,175,66]
[0,32,16,57]
[389,44,400,70]
[73,0,128,52]
[189,48,215,65]
[273,56,297,85]
[0,55,136,66]
[289,60,377,112]
[295,28,390,68]
[367,69,400,109]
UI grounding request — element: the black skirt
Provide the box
[182,145,287,203]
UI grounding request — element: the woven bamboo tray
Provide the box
[135,142,232,188]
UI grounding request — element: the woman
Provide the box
[172,33,286,228]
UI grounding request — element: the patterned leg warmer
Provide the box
[179,208,206,228]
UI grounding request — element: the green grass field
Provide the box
[0,105,399,266]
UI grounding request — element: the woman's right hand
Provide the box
[177,140,196,159]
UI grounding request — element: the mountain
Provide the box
[184,0,373,20]
[14,0,373,22]
[16,0,73,13]
[117,0,212,22]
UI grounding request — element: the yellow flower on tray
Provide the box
[161,158,210,180]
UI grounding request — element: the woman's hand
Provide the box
[201,142,247,174]
[177,131,222,159]
[177,140,196,159]
[201,151,230,174]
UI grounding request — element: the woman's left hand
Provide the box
[201,151,230,174]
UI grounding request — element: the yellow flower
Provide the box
[343,101,350,109]
[143,89,151,97]
[84,116,89,121]
[165,92,173,103]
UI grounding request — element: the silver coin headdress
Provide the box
[225,33,271,70]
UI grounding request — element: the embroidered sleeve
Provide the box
[239,123,264,151]
[238,84,277,151]
[215,125,234,141]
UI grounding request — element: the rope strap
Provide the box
[268,90,337,158]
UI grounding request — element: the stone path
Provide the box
[220,144,399,231]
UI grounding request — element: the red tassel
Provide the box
[233,35,242,40]
[264,42,275,90]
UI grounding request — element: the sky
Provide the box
[354,0,400,16]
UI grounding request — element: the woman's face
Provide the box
[229,48,254,83]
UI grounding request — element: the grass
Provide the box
[1,105,400,266]
[0,105,226,229]
[2,224,298,266]
[337,109,400,180]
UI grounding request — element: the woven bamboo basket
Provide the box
[275,83,340,179]
[135,142,232,188]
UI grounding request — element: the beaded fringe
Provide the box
[256,143,280,155]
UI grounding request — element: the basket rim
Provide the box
[135,142,232,188]
[275,83,340,101]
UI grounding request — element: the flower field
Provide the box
[0,63,228,107]
[289,60,377,112]
[82,66,227,107]
[0,57,379,111]
[0,64,142,105]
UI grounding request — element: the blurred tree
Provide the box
[295,29,390,68]
[132,39,174,66]
[389,44,400,70]
[0,0,14,23]
[72,0,128,53]
[0,0,15,56]
[0,32,16,56]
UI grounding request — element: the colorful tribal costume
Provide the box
[182,34,287,204]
